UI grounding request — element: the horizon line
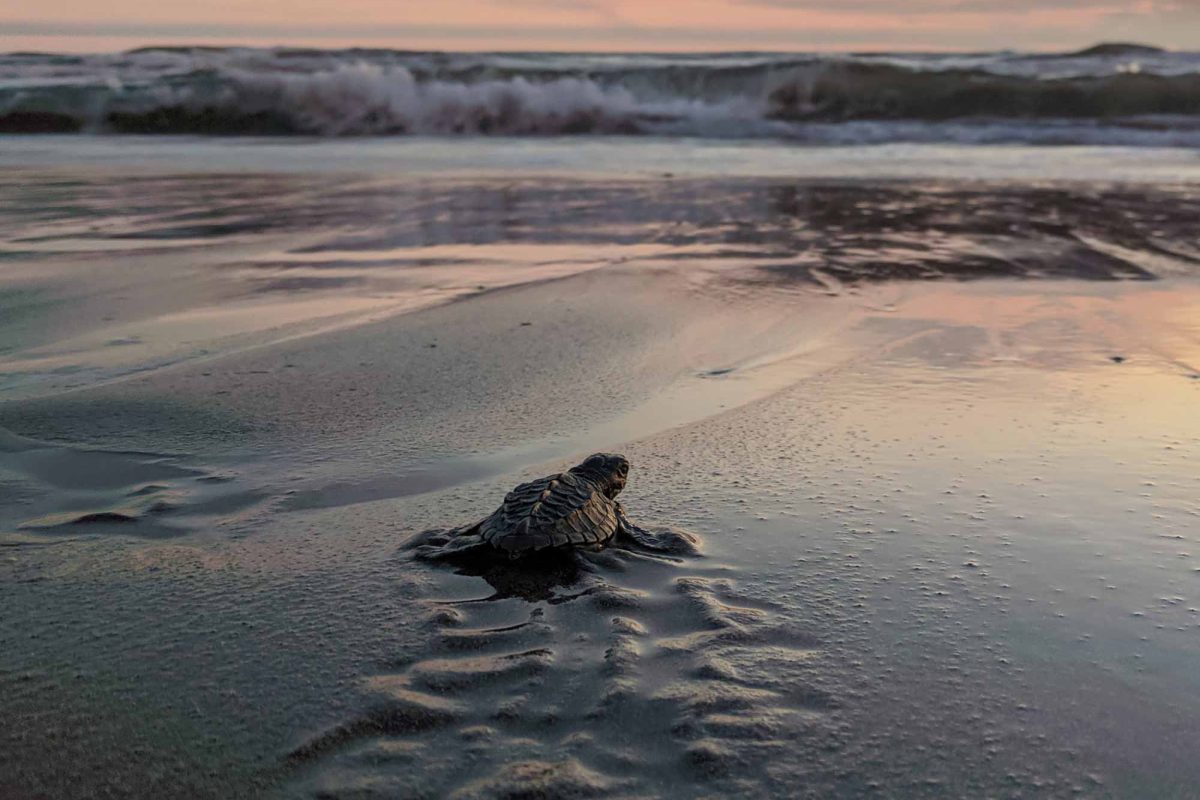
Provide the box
[0,41,1179,58]
[2,19,1183,56]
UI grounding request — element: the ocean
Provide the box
[5,43,1200,145]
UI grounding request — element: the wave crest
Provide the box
[214,65,659,135]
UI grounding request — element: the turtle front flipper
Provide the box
[615,504,702,559]
[615,503,667,552]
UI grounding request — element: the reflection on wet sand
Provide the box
[4,175,1199,398]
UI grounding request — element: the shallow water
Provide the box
[2,140,1199,798]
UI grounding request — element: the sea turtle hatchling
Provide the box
[458,453,656,558]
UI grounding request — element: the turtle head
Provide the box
[570,453,629,498]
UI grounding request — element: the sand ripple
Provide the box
[284,528,835,798]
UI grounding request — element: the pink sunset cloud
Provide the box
[4,0,1198,52]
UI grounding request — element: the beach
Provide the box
[2,135,1200,798]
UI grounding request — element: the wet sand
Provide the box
[2,158,1200,798]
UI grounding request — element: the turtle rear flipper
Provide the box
[406,523,492,562]
[455,520,483,538]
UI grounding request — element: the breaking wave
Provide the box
[4,46,1200,144]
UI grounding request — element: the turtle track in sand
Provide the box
[0,428,267,542]
[282,528,842,798]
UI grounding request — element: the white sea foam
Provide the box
[220,64,757,136]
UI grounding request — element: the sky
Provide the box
[5,0,1200,53]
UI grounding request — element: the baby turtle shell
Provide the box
[474,453,629,556]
